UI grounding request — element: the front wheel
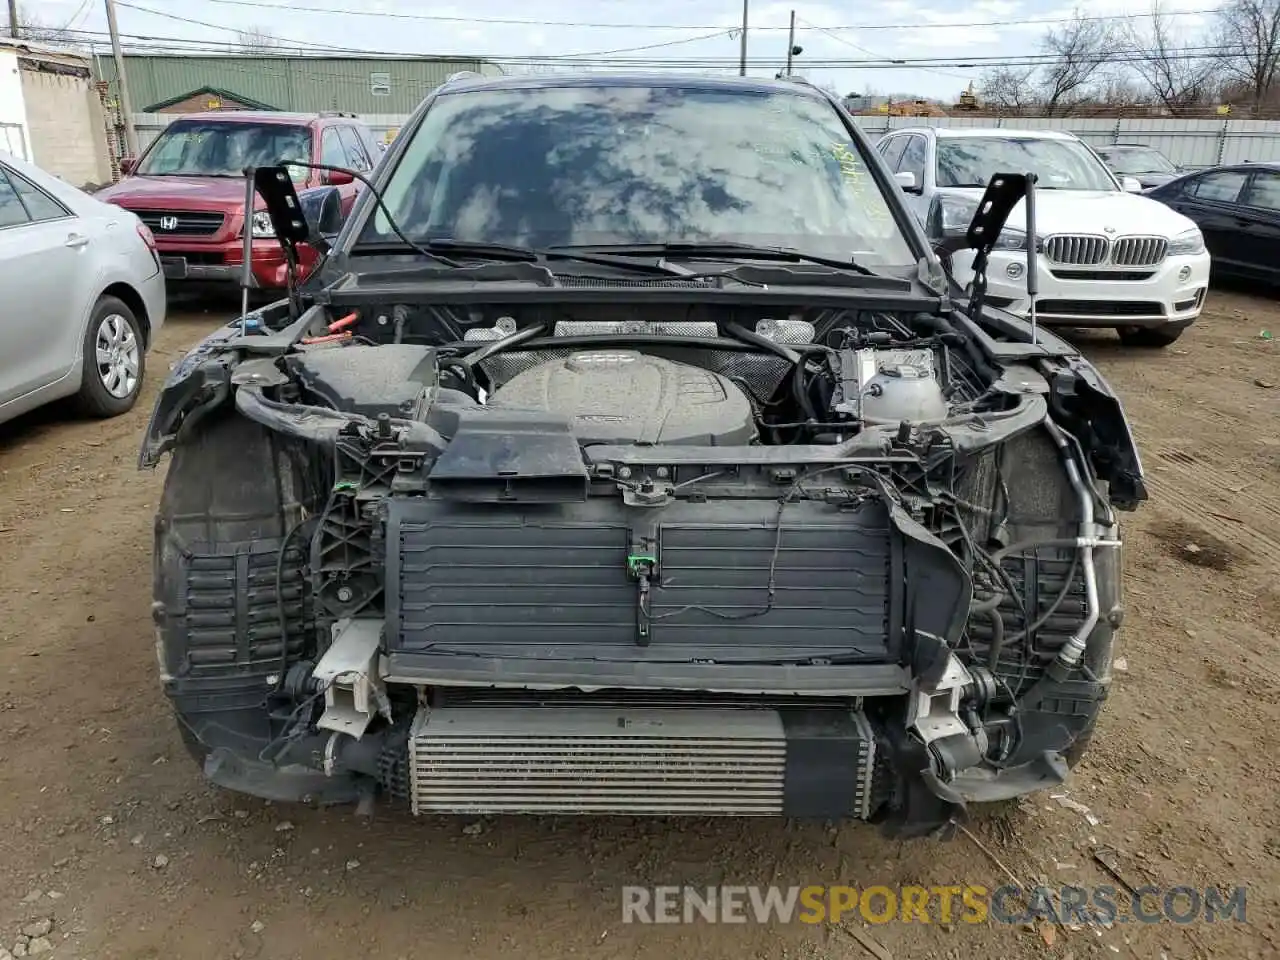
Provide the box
[73,295,146,417]
[1116,324,1186,348]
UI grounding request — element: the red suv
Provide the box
[97,111,381,291]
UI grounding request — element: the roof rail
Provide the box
[444,70,482,84]
[319,111,358,118]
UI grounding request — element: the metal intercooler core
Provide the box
[406,706,878,817]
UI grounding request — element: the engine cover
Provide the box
[488,349,755,445]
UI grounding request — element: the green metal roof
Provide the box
[96,54,504,115]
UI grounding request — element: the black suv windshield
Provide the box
[358,83,916,267]
[937,136,1117,191]
[137,119,312,179]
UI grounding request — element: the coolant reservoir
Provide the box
[859,362,949,425]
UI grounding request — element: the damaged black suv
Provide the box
[141,73,1145,837]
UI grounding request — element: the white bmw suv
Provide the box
[875,127,1210,347]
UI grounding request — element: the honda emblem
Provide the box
[159,216,178,231]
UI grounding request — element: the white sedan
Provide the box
[0,151,166,427]
[875,126,1211,347]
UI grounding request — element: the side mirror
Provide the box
[894,170,919,192]
[1122,176,1143,193]
[925,192,977,255]
[297,185,345,239]
[324,168,355,186]
[118,156,136,175]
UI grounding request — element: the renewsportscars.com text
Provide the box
[621,884,1248,926]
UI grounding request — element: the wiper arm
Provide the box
[552,241,878,276]
[399,238,712,278]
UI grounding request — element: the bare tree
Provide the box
[1216,0,1280,114]
[1038,12,1120,115]
[236,26,280,53]
[979,66,1040,113]
[1126,2,1218,114]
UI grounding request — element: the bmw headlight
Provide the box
[994,229,1027,251]
[992,229,1045,252]
[1167,227,1205,256]
[250,210,276,239]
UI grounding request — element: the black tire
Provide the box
[73,295,146,418]
[1116,324,1186,348]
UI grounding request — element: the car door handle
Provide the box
[65,234,90,249]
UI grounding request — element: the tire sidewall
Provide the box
[77,295,146,417]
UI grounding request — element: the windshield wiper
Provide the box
[549,241,879,277]
[354,238,723,279]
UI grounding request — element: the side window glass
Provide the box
[1242,171,1280,211]
[878,137,907,171]
[336,126,371,171]
[6,168,70,222]
[899,135,927,179]
[0,171,31,228]
[358,125,383,162]
[320,128,346,167]
[1188,171,1247,204]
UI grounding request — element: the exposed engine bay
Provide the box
[144,291,1142,836]
[280,304,984,447]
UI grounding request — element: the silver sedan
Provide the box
[0,151,167,427]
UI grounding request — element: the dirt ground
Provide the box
[0,291,1277,960]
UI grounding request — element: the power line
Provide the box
[795,16,972,80]
[113,0,737,58]
[63,15,1246,69]
[128,0,1225,33]
[57,19,1251,74]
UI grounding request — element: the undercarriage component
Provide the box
[406,705,879,818]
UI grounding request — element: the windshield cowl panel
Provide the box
[136,120,313,181]
[937,136,1117,192]
[354,85,917,270]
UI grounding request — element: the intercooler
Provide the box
[406,705,880,817]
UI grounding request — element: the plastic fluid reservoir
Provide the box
[860,363,949,425]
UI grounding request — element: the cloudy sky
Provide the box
[30,0,1213,100]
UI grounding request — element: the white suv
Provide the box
[875,126,1210,347]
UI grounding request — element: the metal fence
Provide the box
[129,112,1280,170]
[848,115,1280,169]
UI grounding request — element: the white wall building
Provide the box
[0,38,113,188]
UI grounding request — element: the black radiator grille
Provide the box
[388,498,895,662]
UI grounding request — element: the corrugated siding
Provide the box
[848,115,1280,169]
[98,55,500,114]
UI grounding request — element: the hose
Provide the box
[985,607,1006,670]
[458,322,548,372]
[723,321,826,424]
[1042,417,1115,676]
[723,320,803,365]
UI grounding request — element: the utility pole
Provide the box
[738,0,748,76]
[8,0,19,39]
[103,0,139,157]
[784,10,796,76]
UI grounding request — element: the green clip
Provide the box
[627,554,656,575]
